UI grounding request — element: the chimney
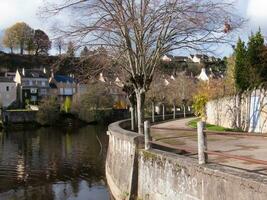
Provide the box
[22,68,25,76]
[43,67,46,74]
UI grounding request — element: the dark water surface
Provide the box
[0,125,110,200]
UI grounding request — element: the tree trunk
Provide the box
[162,103,165,121]
[236,93,242,129]
[152,101,155,123]
[136,91,145,134]
[134,104,138,128]
[173,104,176,119]
[183,105,186,118]
[245,91,251,131]
[20,45,24,55]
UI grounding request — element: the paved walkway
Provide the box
[151,118,267,175]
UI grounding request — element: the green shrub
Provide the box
[37,97,60,125]
[192,94,208,120]
[63,97,72,113]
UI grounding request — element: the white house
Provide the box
[0,77,17,108]
[14,68,49,104]
[189,54,209,63]
[197,68,209,81]
[161,55,172,62]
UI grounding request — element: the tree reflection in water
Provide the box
[0,125,110,200]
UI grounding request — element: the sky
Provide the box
[0,0,267,57]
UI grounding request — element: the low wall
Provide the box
[106,120,143,200]
[138,150,267,200]
[2,110,37,124]
[106,120,267,200]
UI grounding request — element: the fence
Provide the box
[144,120,267,167]
[129,108,194,131]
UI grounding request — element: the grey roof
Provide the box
[54,75,76,83]
[20,69,48,79]
[0,77,14,83]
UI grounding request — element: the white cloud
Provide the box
[246,0,267,32]
[0,0,45,30]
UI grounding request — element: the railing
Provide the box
[144,120,267,167]
[129,109,194,131]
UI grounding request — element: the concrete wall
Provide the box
[106,120,143,200]
[138,150,267,200]
[106,120,267,200]
[2,110,37,124]
[0,82,17,108]
[206,89,267,133]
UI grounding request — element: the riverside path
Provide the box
[151,117,267,175]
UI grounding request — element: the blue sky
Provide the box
[0,0,267,57]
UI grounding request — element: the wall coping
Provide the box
[141,149,267,187]
[108,119,143,143]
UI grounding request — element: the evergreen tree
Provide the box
[234,38,249,92]
[247,30,265,85]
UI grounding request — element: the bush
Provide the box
[63,96,71,113]
[192,94,208,120]
[72,82,113,122]
[36,97,60,125]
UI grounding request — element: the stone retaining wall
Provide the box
[2,110,37,124]
[106,119,267,200]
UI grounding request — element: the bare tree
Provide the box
[43,0,243,134]
[54,37,65,55]
[166,73,196,118]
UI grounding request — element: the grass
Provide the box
[188,118,243,132]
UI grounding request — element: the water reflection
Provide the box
[0,125,110,200]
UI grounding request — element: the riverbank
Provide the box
[1,108,129,130]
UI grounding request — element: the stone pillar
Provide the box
[144,120,151,150]
[130,107,134,131]
[197,121,208,164]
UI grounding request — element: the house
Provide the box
[197,68,209,81]
[162,54,173,62]
[49,74,77,102]
[173,56,189,63]
[0,77,17,108]
[14,68,49,104]
[189,54,209,63]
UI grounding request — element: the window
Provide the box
[6,86,9,91]
[31,96,37,102]
[40,89,47,96]
[42,81,46,87]
[30,88,38,94]
[29,80,33,86]
[65,88,72,95]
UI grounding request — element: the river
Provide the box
[0,125,110,200]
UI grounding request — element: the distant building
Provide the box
[0,77,17,108]
[14,68,49,104]
[197,68,209,81]
[49,74,77,102]
[189,54,209,63]
[162,55,190,64]
[162,55,172,62]
[4,72,16,78]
